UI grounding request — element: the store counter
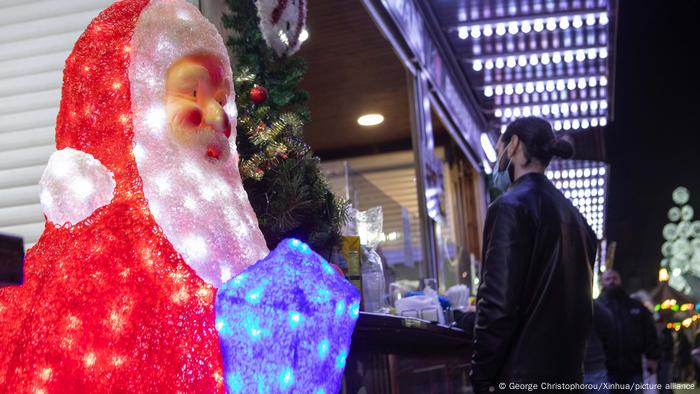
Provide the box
[343,312,473,393]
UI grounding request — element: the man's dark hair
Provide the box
[502,117,574,166]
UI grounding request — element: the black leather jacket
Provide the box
[471,173,597,393]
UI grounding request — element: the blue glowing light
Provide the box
[279,367,295,390]
[216,238,360,393]
[335,300,346,316]
[318,339,330,359]
[245,286,264,304]
[349,302,360,319]
[289,311,303,329]
[335,350,348,369]
[227,373,243,394]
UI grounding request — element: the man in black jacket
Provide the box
[599,269,660,393]
[471,118,597,393]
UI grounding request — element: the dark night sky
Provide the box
[606,1,700,291]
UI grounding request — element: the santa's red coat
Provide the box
[0,1,224,392]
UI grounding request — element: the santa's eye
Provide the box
[286,21,291,31]
[192,89,197,98]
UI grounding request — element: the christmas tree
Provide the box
[223,0,347,257]
[660,186,700,296]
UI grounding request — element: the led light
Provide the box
[546,18,557,31]
[471,26,481,38]
[572,16,583,29]
[563,120,571,130]
[541,53,551,65]
[495,85,504,95]
[582,120,590,129]
[591,118,599,127]
[559,16,570,30]
[483,159,492,175]
[543,105,551,115]
[496,23,507,36]
[571,103,579,114]
[484,86,493,97]
[564,51,574,63]
[495,58,505,69]
[556,80,566,91]
[521,21,532,33]
[517,56,527,67]
[515,83,524,94]
[529,54,539,65]
[532,105,541,116]
[483,25,493,37]
[599,13,609,25]
[513,107,522,117]
[600,100,608,110]
[567,79,576,90]
[458,27,469,39]
[600,117,607,126]
[504,108,513,118]
[480,133,497,162]
[554,120,562,130]
[300,28,310,43]
[525,82,535,93]
[473,60,483,71]
[357,114,384,127]
[533,19,544,32]
[545,81,555,92]
[494,108,503,117]
[599,48,608,59]
[552,52,562,64]
[572,119,580,129]
[535,81,545,93]
[505,84,514,95]
[576,50,586,62]
[586,14,596,26]
[552,104,560,115]
[508,22,519,35]
[587,48,597,60]
[485,60,494,70]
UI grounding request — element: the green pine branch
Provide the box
[223,0,348,256]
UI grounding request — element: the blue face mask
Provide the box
[491,142,512,192]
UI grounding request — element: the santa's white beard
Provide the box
[128,0,269,287]
[134,123,269,287]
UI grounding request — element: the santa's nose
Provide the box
[202,99,231,138]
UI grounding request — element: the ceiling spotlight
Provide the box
[357,114,384,127]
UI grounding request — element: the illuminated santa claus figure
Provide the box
[0,0,268,392]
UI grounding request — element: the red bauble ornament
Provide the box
[249,85,268,104]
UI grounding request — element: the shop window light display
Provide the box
[454,0,614,132]
[0,0,355,392]
[546,160,608,239]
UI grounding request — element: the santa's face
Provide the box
[129,0,269,287]
[165,55,232,160]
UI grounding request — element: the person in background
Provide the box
[471,117,597,393]
[599,269,661,393]
[584,300,614,394]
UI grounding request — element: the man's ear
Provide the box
[508,135,520,159]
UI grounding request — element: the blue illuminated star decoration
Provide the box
[215,238,361,393]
